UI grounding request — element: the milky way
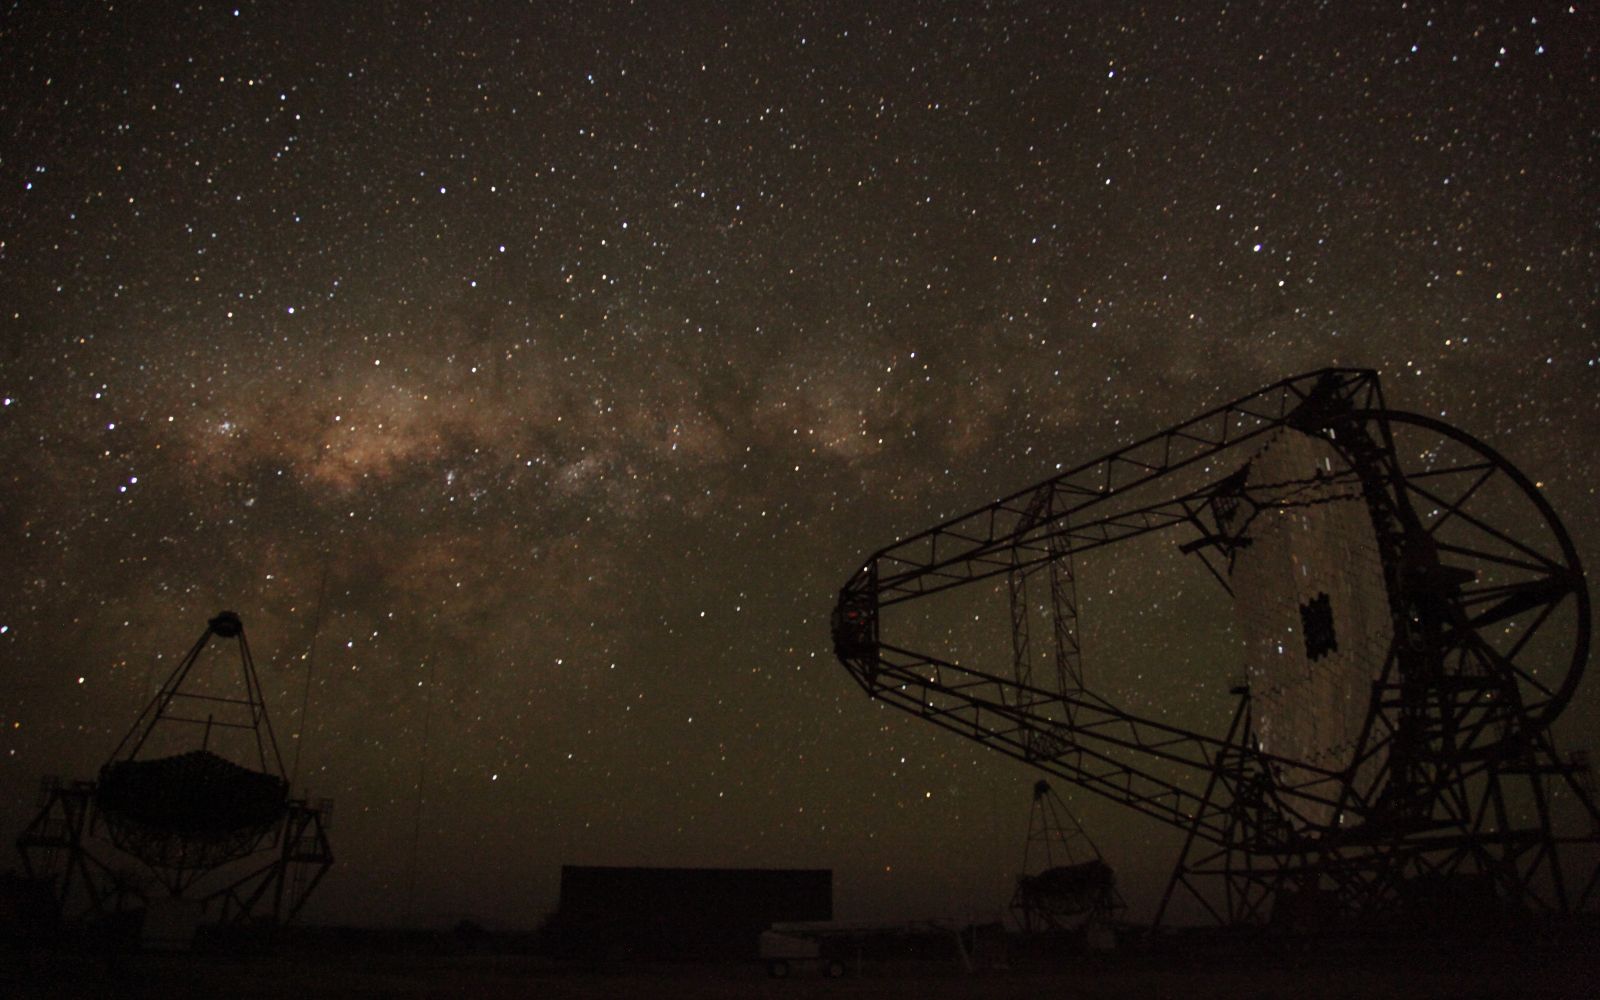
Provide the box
[2,3,1596,927]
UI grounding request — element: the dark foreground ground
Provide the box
[4,934,1598,1000]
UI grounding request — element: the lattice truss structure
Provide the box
[832,369,1599,926]
[16,613,333,928]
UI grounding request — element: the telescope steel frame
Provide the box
[832,368,1599,925]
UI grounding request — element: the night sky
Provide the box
[2,3,1596,930]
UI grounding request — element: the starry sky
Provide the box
[2,2,1597,930]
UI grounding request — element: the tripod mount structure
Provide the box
[17,612,333,930]
[1011,780,1125,933]
[832,368,1598,926]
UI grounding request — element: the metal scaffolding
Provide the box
[833,368,1598,927]
[15,612,333,931]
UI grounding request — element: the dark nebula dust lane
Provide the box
[2,3,1596,928]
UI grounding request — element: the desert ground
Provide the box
[4,935,1596,1000]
